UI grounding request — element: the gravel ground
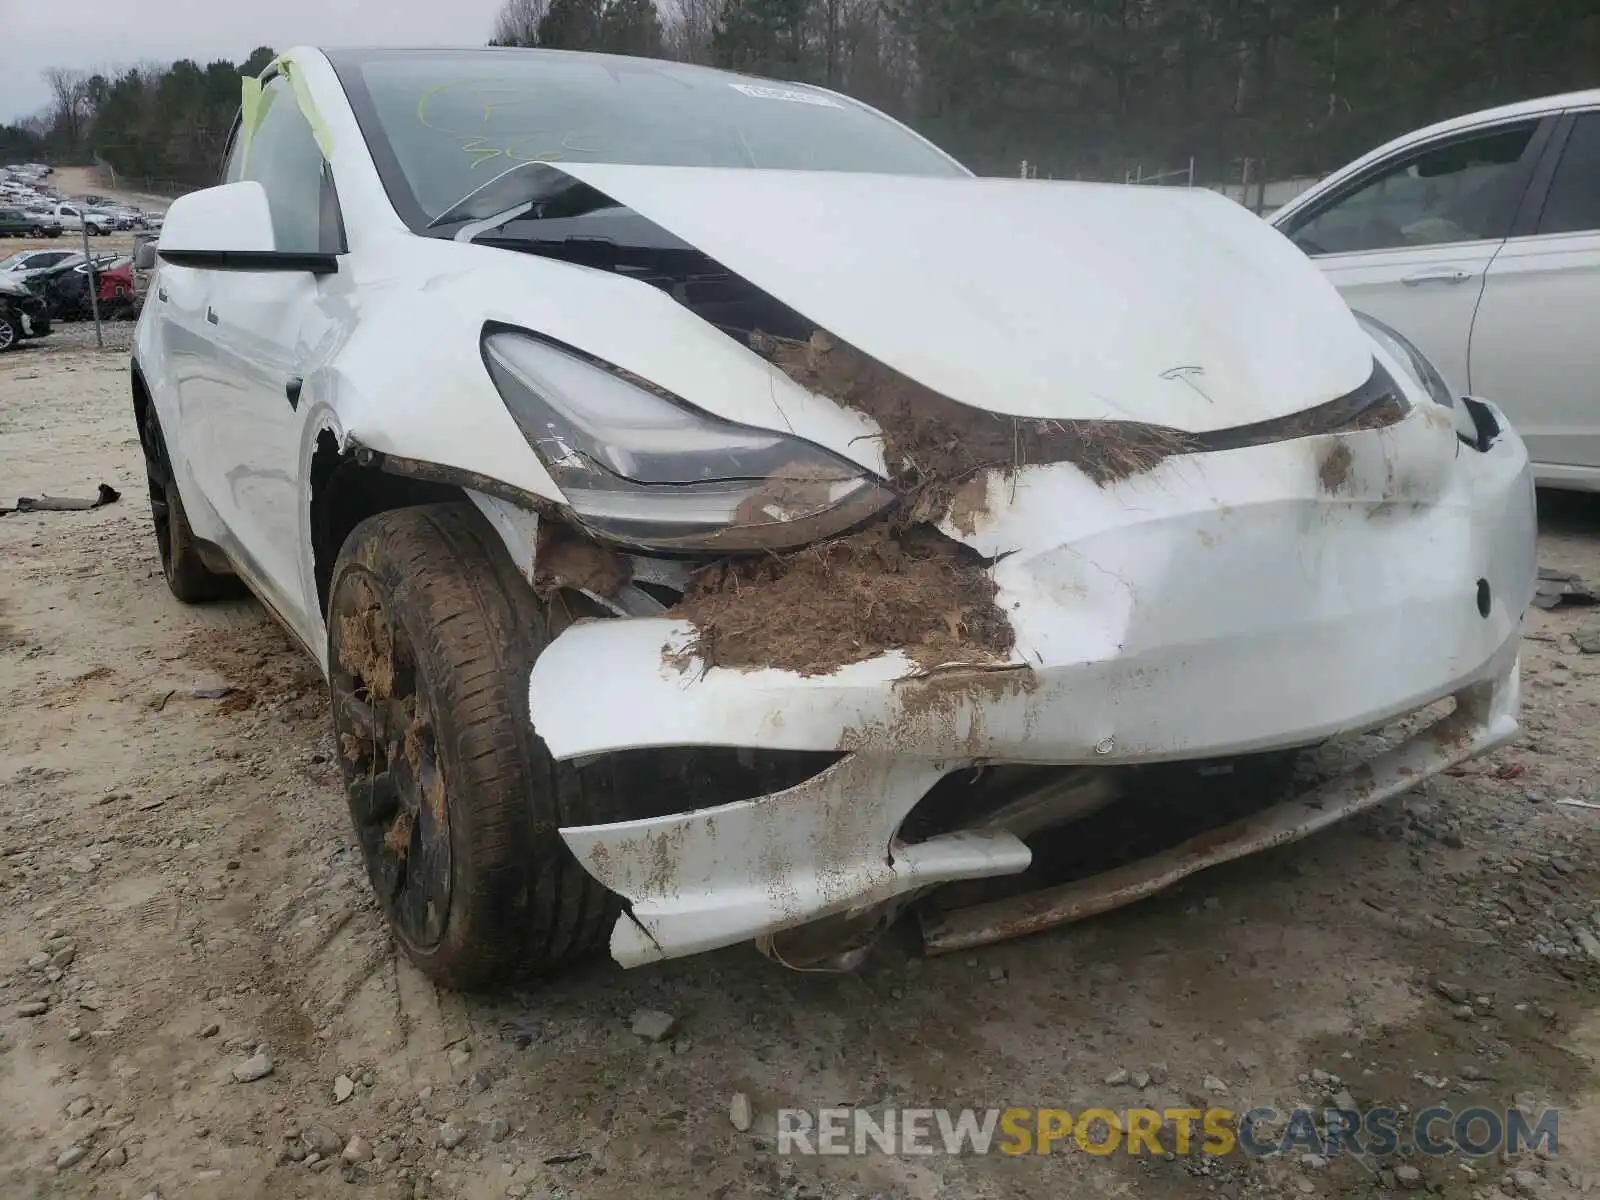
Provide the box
[2,335,1600,1200]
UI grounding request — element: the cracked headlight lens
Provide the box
[483,328,893,551]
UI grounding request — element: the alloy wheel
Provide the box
[329,572,454,952]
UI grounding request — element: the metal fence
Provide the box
[92,155,186,200]
[1013,154,1321,219]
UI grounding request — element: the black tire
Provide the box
[135,399,242,602]
[327,503,623,989]
[0,312,17,353]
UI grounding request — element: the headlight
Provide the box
[483,329,894,551]
[1351,311,1454,408]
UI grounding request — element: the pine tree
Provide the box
[537,0,605,49]
[599,0,665,57]
[712,0,814,80]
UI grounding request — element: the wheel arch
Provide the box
[130,358,159,458]
[307,427,468,618]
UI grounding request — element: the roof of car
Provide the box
[1408,88,1600,139]
[1271,87,1600,226]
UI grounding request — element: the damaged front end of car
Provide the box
[360,167,1537,972]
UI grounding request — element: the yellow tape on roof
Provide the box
[236,54,334,170]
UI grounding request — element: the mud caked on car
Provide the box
[131,47,1536,986]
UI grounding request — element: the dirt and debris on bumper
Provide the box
[524,391,1535,968]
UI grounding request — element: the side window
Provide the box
[1287,121,1539,255]
[1538,113,1600,235]
[236,77,337,254]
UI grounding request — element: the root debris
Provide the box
[754,330,1196,514]
[670,526,1014,675]
[535,524,630,598]
[667,327,1201,675]
[384,810,414,858]
[337,606,395,700]
[340,732,372,764]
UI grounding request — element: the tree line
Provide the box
[1,48,276,188]
[494,0,1598,181]
[4,0,1597,188]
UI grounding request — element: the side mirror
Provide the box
[157,180,337,275]
[133,242,157,271]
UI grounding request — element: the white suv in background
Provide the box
[1273,90,1600,490]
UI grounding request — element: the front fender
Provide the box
[311,288,567,506]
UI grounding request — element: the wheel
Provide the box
[135,401,242,602]
[327,503,624,988]
[0,312,17,352]
[31,226,42,237]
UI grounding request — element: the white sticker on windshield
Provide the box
[728,83,843,108]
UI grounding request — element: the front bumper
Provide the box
[529,399,1536,966]
[20,298,49,336]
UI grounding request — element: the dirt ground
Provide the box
[4,326,1600,1200]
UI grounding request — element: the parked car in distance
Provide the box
[99,205,142,230]
[20,208,64,236]
[33,252,123,319]
[92,255,136,316]
[0,248,79,275]
[49,202,113,236]
[0,207,59,237]
[1272,89,1600,491]
[0,273,51,351]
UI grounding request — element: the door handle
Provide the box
[285,377,303,412]
[1401,268,1473,286]
[205,306,219,325]
[156,287,168,302]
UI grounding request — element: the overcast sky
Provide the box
[0,0,508,122]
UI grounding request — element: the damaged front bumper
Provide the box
[529,400,1536,967]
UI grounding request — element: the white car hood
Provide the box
[557,165,1375,433]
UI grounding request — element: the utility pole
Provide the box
[79,217,103,349]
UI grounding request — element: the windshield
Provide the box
[330,49,967,228]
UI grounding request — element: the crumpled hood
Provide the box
[556,164,1374,434]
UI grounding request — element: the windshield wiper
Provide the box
[427,160,622,243]
[426,160,569,229]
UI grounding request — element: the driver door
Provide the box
[1277,117,1553,397]
[186,75,345,649]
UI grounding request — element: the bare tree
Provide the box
[42,66,91,150]
[491,0,554,45]
[660,0,721,63]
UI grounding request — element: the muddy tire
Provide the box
[327,503,622,989]
[135,400,242,603]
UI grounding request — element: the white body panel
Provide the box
[1301,242,1496,398]
[131,47,1540,970]
[562,164,1375,432]
[1471,229,1600,475]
